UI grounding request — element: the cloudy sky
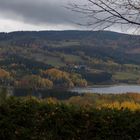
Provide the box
[0,0,138,33]
[0,0,84,32]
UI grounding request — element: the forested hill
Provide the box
[1,30,139,42]
[1,31,140,64]
[0,30,140,86]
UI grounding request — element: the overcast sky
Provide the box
[0,0,83,32]
[0,0,138,33]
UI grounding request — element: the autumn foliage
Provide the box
[40,68,87,88]
[16,75,53,89]
[0,69,10,78]
[0,96,140,139]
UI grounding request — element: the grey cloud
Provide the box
[0,0,134,33]
[0,0,83,27]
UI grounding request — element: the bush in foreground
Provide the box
[0,97,140,140]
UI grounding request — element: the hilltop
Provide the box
[0,30,140,88]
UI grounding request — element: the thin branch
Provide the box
[68,0,140,31]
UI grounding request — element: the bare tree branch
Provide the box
[68,0,140,32]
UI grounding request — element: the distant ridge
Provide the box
[0,30,139,43]
[0,30,139,36]
[0,30,140,84]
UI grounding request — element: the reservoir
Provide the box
[70,85,140,94]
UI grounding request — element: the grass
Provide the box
[112,72,140,81]
[45,56,65,67]
[62,54,83,63]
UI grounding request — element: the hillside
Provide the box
[0,30,140,87]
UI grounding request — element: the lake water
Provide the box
[70,85,140,94]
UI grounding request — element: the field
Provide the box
[112,72,140,82]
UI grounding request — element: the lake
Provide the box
[70,85,140,94]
